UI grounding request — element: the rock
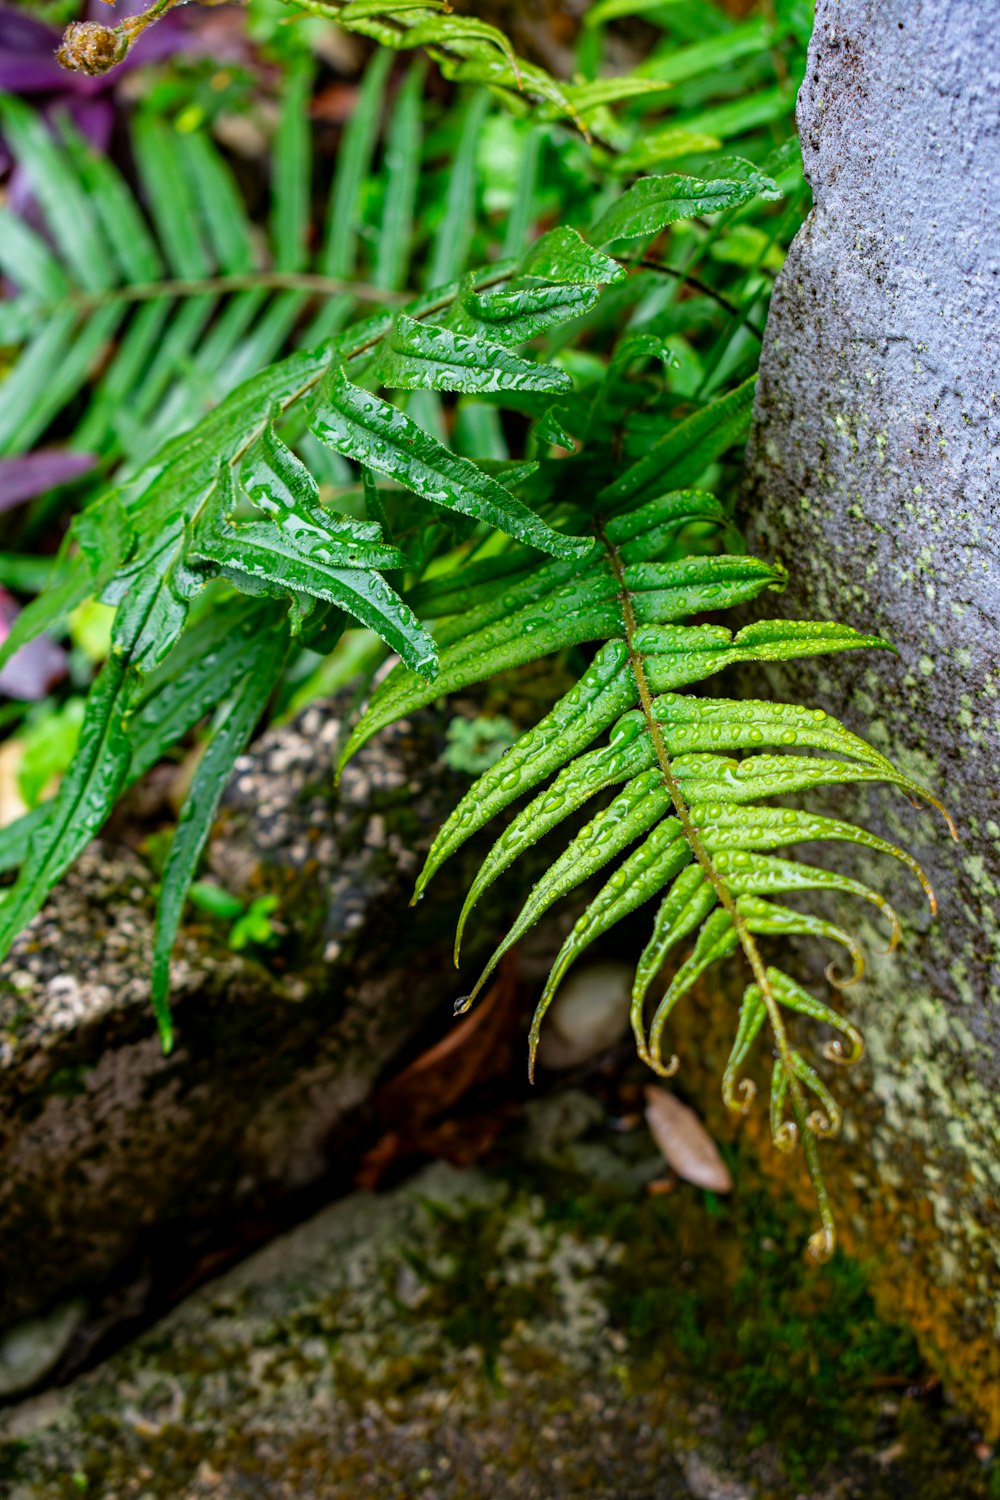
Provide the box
[534,961,633,1071]
[0,1149,991,1500]
[0,1301,85,1399]
[739,0,999,1431]
[0,696,523,1360]
[644,1087,733,1194]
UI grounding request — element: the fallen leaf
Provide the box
[355,958,523,1189]
[644,1086,733,1194]
[375,959,520,1130]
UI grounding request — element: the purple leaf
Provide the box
[0,8,66,94]
[0,451,97,512]
[0,588,67,700]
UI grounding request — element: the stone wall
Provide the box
[740,0,999,1429]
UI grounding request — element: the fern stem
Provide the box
[68,273,410,314]
[634,259,765,340]
[599,522,837,1261]
[227,268,515,468]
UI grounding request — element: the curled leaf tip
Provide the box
[823,1029,864,1067]
[806,1107,840,1139]
[724,1076,756,1114]
[825,953,864,988]
[773,1120,798,1153]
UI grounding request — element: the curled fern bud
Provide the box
[56,21,129,76]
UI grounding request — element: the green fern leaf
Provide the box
[345,478,948,1260]
[591,159,780,246]
[376,314,573,395]
[151,621,290,1050]
[454,282,604,347]
[309,367,591,559]
[520,227,628,287]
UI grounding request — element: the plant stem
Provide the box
[634,259,765,340]
[228,269,515,468]
[70,272,409,314]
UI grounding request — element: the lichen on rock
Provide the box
[738,0,999,1431]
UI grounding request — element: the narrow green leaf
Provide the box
[150,623,289,1049]
[632,865,717,1018]
[310,367,591,558]
[0,95,111,292]
[180,130,254,275]
[272,58,313,273]
[0,207,68,301]
[0,305,125,458]
[0,562,174,960]
[692,804,936,908]
[648,907,741,1065]
[320,49,391,281]
[132,114,210,279]
[615,127,723,173]
[637,20,773,83]
[767,964,865,1062]
[739,900,866,994]
[649,691,898,770]
[63,126,162,283]
[374,61,425,291]
[378,314,572,395]
[426,90,490,289]
[502,124,542,260]
[717,853,903,950]
[722,983,767,1111]
[628,553,786,624]
[673,752,904,805]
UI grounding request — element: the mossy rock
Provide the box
[1,1104,994,1500]
[0,695,504,1354]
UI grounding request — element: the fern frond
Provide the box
[344,452,951,1259]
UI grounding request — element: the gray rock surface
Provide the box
[2,1132,994,1500]
[740,0,999,1421]
[0,697,494,1361]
